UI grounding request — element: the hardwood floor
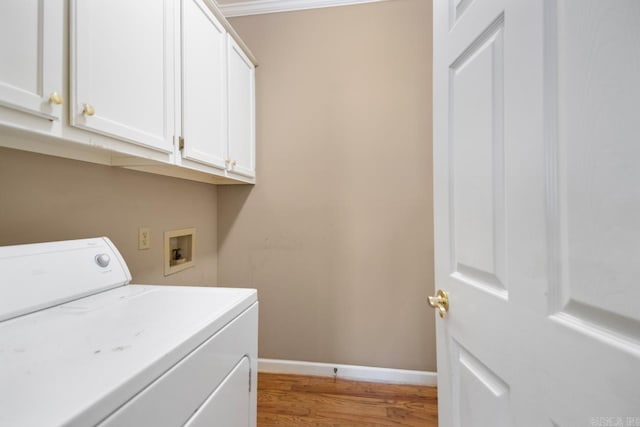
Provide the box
[257,373,438,426]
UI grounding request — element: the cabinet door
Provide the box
[181,0,228,169]
[227,35,256,179]
[0,0,63,121]
[70,0,174,153]
[183,357,251,427]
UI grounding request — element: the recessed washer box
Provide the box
[164,228,196,276]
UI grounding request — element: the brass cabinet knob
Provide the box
[48,92,63,105]
[231,160,237,167]
[225,158,230,164]
[83,104,95,116]
[428,289,449,318]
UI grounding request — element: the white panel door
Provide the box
[0,0,63,121]
[433,0,640,425]
[227,35,256,179]
[70,0,174,153]
[181,0,228,169]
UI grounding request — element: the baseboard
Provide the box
[258,358,437,386]
[218,0,389,18]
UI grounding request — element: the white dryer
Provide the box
[0,237,258,426]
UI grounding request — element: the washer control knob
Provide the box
[95,253,111,268]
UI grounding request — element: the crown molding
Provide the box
[218,0,390,18]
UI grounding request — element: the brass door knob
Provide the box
[83,104,95,116]
[428,289,449,318]
[48,92,63,105]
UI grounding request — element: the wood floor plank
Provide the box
[257,373,438,426]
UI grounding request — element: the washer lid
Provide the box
[0,284,257,427]
[0,237,131,321]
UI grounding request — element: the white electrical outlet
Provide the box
[138,227,151,250]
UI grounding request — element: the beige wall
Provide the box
[0,147,218,286]
[219,0,435,371]
[0,0,434,372]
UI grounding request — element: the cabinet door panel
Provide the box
[227,36,256,179]
[181,0,227,169]
[70,0,174,153]
[0,0,63,121]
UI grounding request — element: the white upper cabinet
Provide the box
[181,0,228,170]
[180,0,256,181]
[70,0,175,153]
[0,0,64,122]
[0,0,255,185]
[227,35,256,179]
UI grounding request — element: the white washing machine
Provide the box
[0,237,258,427]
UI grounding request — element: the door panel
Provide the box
[181,0,228,169]
[0,0,63,121]
[542,0,640,419]
[454,343,511,427]
[227,35,256,179]
[450,17,506,297]
[71,0,174,152]
[549,0,640,334]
